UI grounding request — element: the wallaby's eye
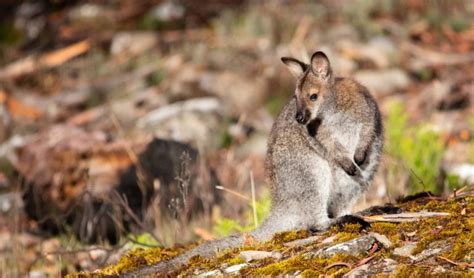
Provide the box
[309,94,318,101]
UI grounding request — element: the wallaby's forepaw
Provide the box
[354,148,367,167]
[356,205,401,216]
[334,215,371,230]
[338,158,359,176]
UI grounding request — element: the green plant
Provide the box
[214,193,271,237]
[385,101,445,193]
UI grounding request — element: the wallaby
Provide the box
[127,51,383,276]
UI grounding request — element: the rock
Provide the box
[305,235,379,259]
[361,37,398,68]
[198,269,223,277]
[68,3,111,23]
[224,263,248,274]
[28,270,47,278]
[393,242,417,258]
[284,235,322,248]
[235,132,268,158]
[354,69,411,95]
[110,32,158,57]
[137,97,224,150]
[394,240,451,262]
[0,192,19,213]
[344,258,398,277]
[418,80,469,111]
[163,63,269,116]
[412,240,450,262]
[147,1,185,23]
[240,250,282,262]
[199,71,269,116]
[368,232,393,248]
[447,164,474,185]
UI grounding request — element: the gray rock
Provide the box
[354,69,411,95]
[362,36,398,68]
[413,240,450,262]
[240,250,282,262]
[197,269,223,277]
[344,258,398,277]
[137,97,224,150]
[224,263,248,274]
[393,242,417,258]
[110,32,158,56]
[283,235,322,248]
[148,1,185,23]
[304,235,378,259]
[447,163,474,185]
[368,232,393,248]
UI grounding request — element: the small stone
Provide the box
[148,1,185,23]
[368,232,393,248]
[240,250,282,262]
[224,263,248,274]
[393,242,417,258]
[344,258,398,277]
[110,32,157,56]
[198,269,223,277]
[354,69,411,95]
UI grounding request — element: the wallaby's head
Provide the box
[281,51,333,125]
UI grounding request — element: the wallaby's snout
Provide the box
[295,109,310,124]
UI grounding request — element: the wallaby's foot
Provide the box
[356,205,401,216]
[333,215,371,230]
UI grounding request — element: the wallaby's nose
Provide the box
[295,112,305,124]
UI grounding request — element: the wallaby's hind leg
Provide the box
[265,153,333,236]
[327,168,364,219]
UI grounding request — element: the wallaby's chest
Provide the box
[321,112,362,155]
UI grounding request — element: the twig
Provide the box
[215,185,249,201]
[250,171,258,228]
[324,262,352,271]
[0,40,90,80]
[111,191,162,245]
[438,256,474,268]
[355,254,377,268]
[363,212,450,223]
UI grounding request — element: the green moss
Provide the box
[371,222,401,244]
[85,194,473,276]
[393,264,432,277]
[247,253,359,276]
[270,230,310,246]
[93,246,184,276]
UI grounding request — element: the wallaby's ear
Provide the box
[281,57,308,78]
[310,51,332,81]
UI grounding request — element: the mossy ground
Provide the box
[80,193,473,277]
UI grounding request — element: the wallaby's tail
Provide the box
[124,217,279,276]
[124,234,244,276]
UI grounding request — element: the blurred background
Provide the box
[0,0,473,276]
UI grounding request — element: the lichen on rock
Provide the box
[79,193,473,277]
